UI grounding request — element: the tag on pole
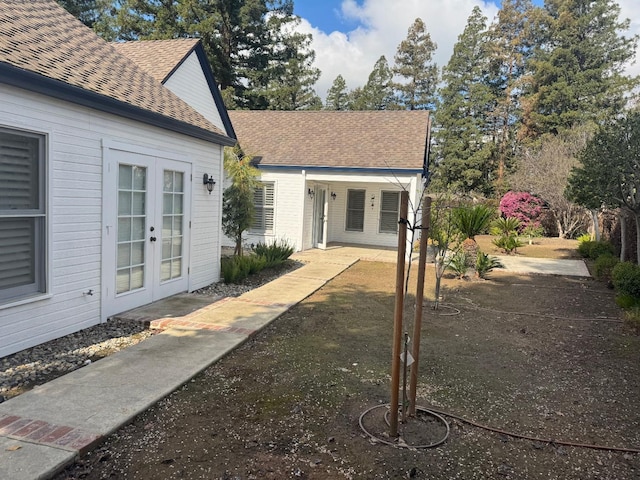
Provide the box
[401,351,415,366]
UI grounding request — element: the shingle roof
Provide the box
[0,0,232,144]
[228,110,429,170]
[111,39,198,83]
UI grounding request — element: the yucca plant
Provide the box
[475,252,505,279]
[490,216,521,236]
[453,205,495,266]
[447,250,469,279]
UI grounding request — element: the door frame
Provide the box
[312,183,328,249]
[101,139,192,320]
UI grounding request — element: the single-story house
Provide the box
[227,110,430,251]
[0,0,235,357]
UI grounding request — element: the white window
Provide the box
[252,182,274,233]
[0,128,46,303]
[379,191,400,233]
[346,189,365,232]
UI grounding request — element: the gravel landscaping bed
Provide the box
[0,259,303,402]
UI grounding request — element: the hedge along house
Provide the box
[0,0,236,358]
[227,110,430,252]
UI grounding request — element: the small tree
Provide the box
[428,195,461,308]
[222,147,261,256]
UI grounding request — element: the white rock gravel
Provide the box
[0,260,303,402]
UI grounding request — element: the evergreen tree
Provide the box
[325,75,349,110]
[433,6,495,195]
[568,112,640,261]
[351,56,397,110]
[56,0,105,28]
[484,0,537,192]
[262,12,321,110]
[523,0,639,138]
[91,0,321,110]
[392,18,438,110]
[222,147,261,256]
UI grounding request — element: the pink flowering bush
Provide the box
[499,191,544,232]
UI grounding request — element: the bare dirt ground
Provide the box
[55,238,640,480]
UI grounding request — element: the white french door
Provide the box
[312,184,328,249]
[103,148,191,318]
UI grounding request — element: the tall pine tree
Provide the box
[484,0,537,192]
[262,12,321,110]
[351,56,397,110]
[522,0,639,138]
[90,0,321,110]
[325,75,349,110]
[433,6,495,195]
[393,18,438,110]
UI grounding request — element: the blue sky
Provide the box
[292,0,639,100]
[293,1,546,33]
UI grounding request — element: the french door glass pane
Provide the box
[161,170,184,282]
[116,164,146,294]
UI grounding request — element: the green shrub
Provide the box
[492,234,523,254]
[593,253,618,280]
[253,239,295,267]
[447,250,468,278]
[490,217,521,236]
[221,257,242,284]
[521,224,545,238]
[577,233,592,244]
[615,294,637,309]
[577,240,614,259]
[475,252,504,279]
[612,262,640,300]
[221,254,268,284]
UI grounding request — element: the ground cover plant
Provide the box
[56,244,640,480]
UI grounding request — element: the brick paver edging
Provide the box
[0,413,101,454]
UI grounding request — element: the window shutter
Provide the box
[0,132,39,210]
[346,190,365,231]
[264,183,275,231]
[380,191,400,233]
[0,128,45,302]
[251,183,275,233]
[0,218,35,290]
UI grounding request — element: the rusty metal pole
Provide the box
[409,196,431,416]
[390,191,409,438]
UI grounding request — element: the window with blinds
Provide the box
[346,189,365,232]
[380,191,400,233]
[0,128,46,303]
[252,183,275,233]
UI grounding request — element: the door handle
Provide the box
[150,236,157,242]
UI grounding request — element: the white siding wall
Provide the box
[0,85,222,357]
[325,182,402,248]
[242,171,305,251]
[164,52,225,132]
[221,170,421,252]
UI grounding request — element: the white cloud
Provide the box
[619,0,640,80]
[297,0,500,99]
[297,0,640,101]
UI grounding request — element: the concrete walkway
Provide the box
[0,246,588,480]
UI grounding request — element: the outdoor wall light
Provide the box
[308,188,315,199]
[203,173,216,194]
[331,192,337,200]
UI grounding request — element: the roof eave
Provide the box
[192,44,237,141]
[0,62,236,146]
[253,164,423,175]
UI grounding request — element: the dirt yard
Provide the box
[56,238,640,480]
